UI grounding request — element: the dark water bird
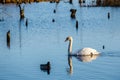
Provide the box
[70,9,77,19]
[40,62,51,74]
[65,36,100,55]
[6,30,10,48]
[108,12,110,19]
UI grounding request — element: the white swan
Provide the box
[65,36,99,56]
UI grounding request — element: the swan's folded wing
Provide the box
[77,48,99,56]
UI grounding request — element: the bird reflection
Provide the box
[67,56,73,75]
[67,54,99,75]
[76,55,99,62]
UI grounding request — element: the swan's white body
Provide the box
[65,36,99,56]
[76,48,99,56]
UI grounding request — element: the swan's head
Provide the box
[65,36,73,42]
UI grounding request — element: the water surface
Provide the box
[0,1,120,80]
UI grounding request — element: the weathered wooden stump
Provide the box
[70,9,77,19]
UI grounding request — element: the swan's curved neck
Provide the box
[68,40,73,54]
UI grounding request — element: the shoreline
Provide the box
[96,0,120,7]
[0,0,120,7]
[0,0,55,4]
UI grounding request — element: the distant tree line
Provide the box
[0,0,51,3]
[96,0,120,6]
[0,0,120,6]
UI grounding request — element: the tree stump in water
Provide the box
[70,9,77,19]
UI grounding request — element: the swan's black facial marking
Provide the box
[65,37,69,42]
[65,36,72,42]
[66,37,69,40]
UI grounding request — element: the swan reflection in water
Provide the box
[67,55,99,75]
[65,36,99,74]
[76,55,99,62]
[67,56,73,75]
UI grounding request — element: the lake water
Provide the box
[0,0,120,80]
